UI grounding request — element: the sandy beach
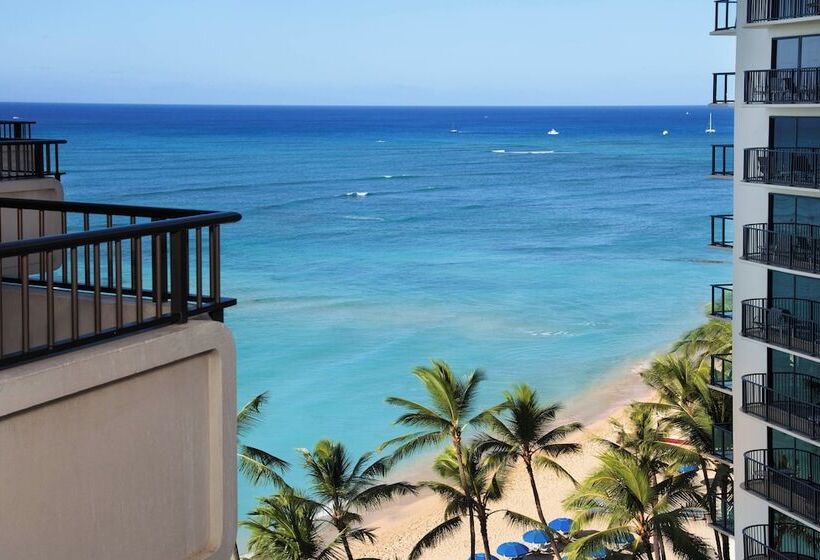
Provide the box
[351,355,715,560]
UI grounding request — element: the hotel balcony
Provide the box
[709,487,735,536]
[748,0,820,23]
[710,354,734,393]
[708,423,734,464]
[744,148,820,190]
[742,298,820,357]
[744,449,820,525]
[711,283,734,320]
[0,192,241,556]
[743,223,820,274]
[743,373,820,442]
[711,214,734,248]
[712,144,734,177]
[743,524,820,560]
[713,0,737,34]
[0,138,65,181]
[746,68,820,104]
[713,72,736,105]
[0,119,34,139]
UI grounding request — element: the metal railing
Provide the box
[713,73,736,104]
[712,284,734,319]
[748,0,820,22]
[0,139,66,180]
[710,354,733,391]
[746,67,820,104]
[744,147,820,189]
[710,423,734,463]
[743,373,820,441]
[0,197,241,369]
[743,223,820,274]
[745,449,820,524]
[711,214,734,248]
[742,298,820,357]
[710,488,734,535]
[743,525,820,560]
[715,0,738,30]
[0,120,34,139]
[712,144,734,176]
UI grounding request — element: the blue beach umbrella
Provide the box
[523,529,550,544]
[591,549,608,559]
[549,517,574,534]
[497,542,530,558]
[678,464,698,474]
[468,555,500,560]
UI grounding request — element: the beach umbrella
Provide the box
[678,464,698,474]
[468,555,500,560]
[590,549,608,559]
[497,542,529,558]
[523,529,550,544]
[549,517,574,533]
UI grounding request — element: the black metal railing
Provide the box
[0,120,34,139]
[710,423,734,463]
[710,488,734,535]
[712,284,734,319]
[748,0,820,23]
[743,525,820,560]
[712,144,734,176]
[745,449,820,524]
[713,73,736,104]
[0,139,66,180]
[0,197,241,369]
[743,223,820,274]
[711,214,734,248]
[710,354,733,391]
[744,147,820,189]
[715,0,738,30]
[742,298,820,356]
[743,373,820,441]
[746,68,820,104]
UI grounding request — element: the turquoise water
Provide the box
[0,103,732,526]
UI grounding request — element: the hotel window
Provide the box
[771,193,820,226]
[769,429,820,479]
[770,271,820,301]
[773,35,820,69]
[770,349,820,404]
[771,117,820,148]
[768,510,820,558]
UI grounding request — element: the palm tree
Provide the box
[563,451,712,560]
[477,384,582,528]
[672,320,731,367]
[410,445,509,560]
[235,392,290,560]
[299,439,417,560]
[242,488,342,560]
[382,360,502,559]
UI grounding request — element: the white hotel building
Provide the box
[711,1,820,559]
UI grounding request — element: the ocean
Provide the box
[0,103,733,529]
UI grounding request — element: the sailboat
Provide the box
[706,113,716,135]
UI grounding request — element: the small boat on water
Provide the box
[547,128,560,136]
[706,113,716,134]
[662,130,670,136]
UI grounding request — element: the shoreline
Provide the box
[350,351,665,560]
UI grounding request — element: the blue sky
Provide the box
[2,1,734,106]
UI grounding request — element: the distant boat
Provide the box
[706,113,716,134]
[450,123,459,134]
[547,129,560,136]
[662,130,670,136]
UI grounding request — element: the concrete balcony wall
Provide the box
[0,319,237,560]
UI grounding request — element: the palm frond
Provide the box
[408,517,463,560]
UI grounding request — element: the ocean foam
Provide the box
[345,191,369,197]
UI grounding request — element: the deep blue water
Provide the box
[0,103,733,530]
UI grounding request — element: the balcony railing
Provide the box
[748,0,820,23]
[714,0,738,31]
[710,354,733,391]
[713,73,736,104]
[743,373,820,441]
[744,147,820,189]
[0,197,241,369]
[709,487,734,535]
[0,120,34,139]
[712,144,734,177]
[743,223,820,274]
[745,448,820,524]
[743,525,820,560]
[746,68,820,104]
[0,139,66,180]
[709,423,734,463]
[711,214,734,248]
[742,298,820,356]
[712,284,733,319]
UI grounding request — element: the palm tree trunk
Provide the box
[524,458,547,525]
[341,535,355,560]
[232,542,240,560]
[477,510,492,560]
[650,474,667,560]
[700,461,724,560]
[454,435,476,560]
[468,507,477,559]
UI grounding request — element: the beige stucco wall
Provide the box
[0,319,237,560]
